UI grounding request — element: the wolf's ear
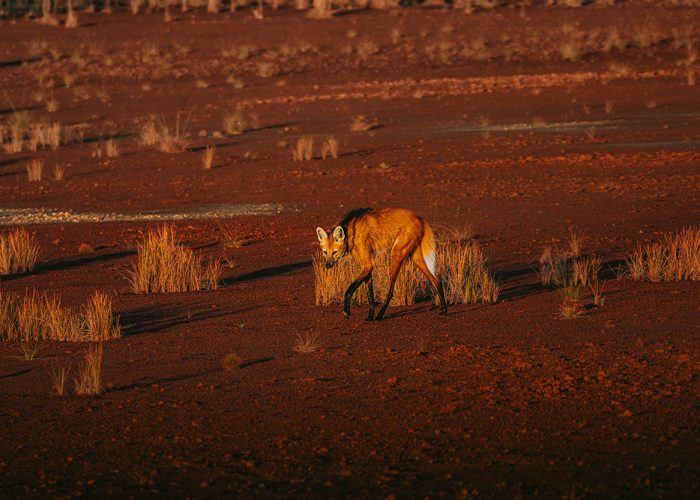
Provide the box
[332,226,345,242]
[316,227,328,242]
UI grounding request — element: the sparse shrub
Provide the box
[626,227,700,282]
[203,146,214,169]
[222,352,242,370]
[292,136,314,161]
[50,363,71,396]
[129,225,221,293]
[74,343,102,396]
[0,228,40,275]
[294,331,320,353]
[26,159,44,182]
[321,137,338,159]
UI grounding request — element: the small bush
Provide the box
[129,225,221,293]
[0,228,40,275]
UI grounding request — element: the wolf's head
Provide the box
[316,226,347,269]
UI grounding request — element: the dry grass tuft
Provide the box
[222,352,242,370]
[0,228,40,275]
[74,343,103,396]
[53,164,65,180]
[313,249,426,308]
[572,255,602,286]
[350,115,378,132]
[590,279,606,307]
[202,146,214,169]
[83,292,121,341]
[321,137,338,159]
[139,114,190,153]
[222,107,248,135]
[626,227,700,282]
[20,339,41,360]
[1,290,120,342]
[437,239,499,304]
[292,136,314,161]
[129,225,221,293]
[313,230,497,310]
[105,138,119,157]
[294,331,320,353]
[50,363,71,395]
[218,221,246,249]
[26,159,44,182]
[559,284,584,319]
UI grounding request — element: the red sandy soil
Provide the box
[1,3,700,497]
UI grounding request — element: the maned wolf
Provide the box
[316,207,448,321]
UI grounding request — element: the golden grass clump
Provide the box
[83,292,122,341]
[139,114,190,153]
[26,159,44,181]
[0,227,40,275]
[50,363,71,396]
[321,137,338,159]
[293,331,320,353]
[0,290,120,342]
[74,343,103,396]
[105,138,119,157]
[202,146,214,169]
[350,115,378,132]
[130,225,221,293]
[222,352,242,370]
[626,227,700,282]
[292,136,314,161]
[313,229,497,309]
[313,250,426,308]
[223,107,248,135]
[437,239,499,304]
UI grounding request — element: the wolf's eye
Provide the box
[332,251,338,256]
[323,250,328,255]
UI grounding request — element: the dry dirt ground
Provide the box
[1,3,700,497]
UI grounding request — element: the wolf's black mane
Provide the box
[339,208,373,230]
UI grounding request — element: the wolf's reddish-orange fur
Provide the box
[316,208,447,321]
